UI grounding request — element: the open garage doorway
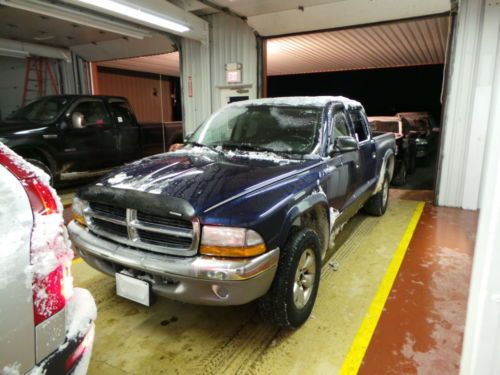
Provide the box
[265,14,450,198]
[88,51,184,158]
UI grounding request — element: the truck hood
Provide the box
[0,121,48,135]
[95,149,320,214]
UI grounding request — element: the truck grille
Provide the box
[86,202,199,256]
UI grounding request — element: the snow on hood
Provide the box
[94,150,318,214]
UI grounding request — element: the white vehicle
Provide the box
[0,144,96,374]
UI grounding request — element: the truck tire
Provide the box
[408,153,417,174]
[26,158,53,185]
[364,172,390,216]
[392,162,407,186]
[258,228,321,329]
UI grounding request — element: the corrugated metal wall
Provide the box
[180,38,211,134]
[97,68,173,123]
[208,13,258,111]
[0,56,67,120]
[180,13,259,134]
[436,0,496,210]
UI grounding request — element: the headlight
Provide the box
[200,226,266,257]
[72,197,88,227]
[416,138,428,145]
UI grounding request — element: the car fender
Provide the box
[374,149,395,194]
[277,191,330,253]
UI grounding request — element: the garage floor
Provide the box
[68,194,477,374]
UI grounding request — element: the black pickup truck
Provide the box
[0,95,183,186]
[69,96,396,328]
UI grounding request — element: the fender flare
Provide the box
[278,192,330,259]
[374,149,395,194]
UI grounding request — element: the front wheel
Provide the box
[364,172,390,216]
[26,158,53,186]
[258,229,321,329]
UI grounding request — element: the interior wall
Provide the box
[181,13,258,134]
[0,57,27,120]
[96,67,173,123]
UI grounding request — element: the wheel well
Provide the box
[291,204,329,260]
[387,154,395,181]
[12,146,55,172]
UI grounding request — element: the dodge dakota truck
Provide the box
[68,96,396,328]
[0,95,183,186]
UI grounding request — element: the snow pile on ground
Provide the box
[2,363,21,375]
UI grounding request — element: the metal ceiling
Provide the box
[97,52,180,77]
[0,6,125,47]
[267,15,450,76]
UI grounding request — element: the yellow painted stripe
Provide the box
[72,257,83,265]
[339,201,425,375]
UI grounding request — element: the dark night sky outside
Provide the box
[267,64,444,121]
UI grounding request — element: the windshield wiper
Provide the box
[219,143,292,159]
[185,141,224,155]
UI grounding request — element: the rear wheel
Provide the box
[364,172,390,216]
[392,162,407,186]
[408,152,417,174]
[26,158,53,186]
[258,228,321,329]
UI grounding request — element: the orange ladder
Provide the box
[22,57,60,105]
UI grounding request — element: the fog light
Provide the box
[212,285,229,299]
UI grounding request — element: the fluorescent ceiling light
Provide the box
[0,48,29,59]
[0,0,151,40]
[76,0,190,33]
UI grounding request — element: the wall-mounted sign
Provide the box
[225,62,242,84]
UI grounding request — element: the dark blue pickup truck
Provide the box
[68,96,396,328]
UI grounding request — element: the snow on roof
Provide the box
[228,96,362,109]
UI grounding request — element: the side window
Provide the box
[71,100,110,128]
[331,111,350,142]
[109,100,135,126]
[349,110,369,142]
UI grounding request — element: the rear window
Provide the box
[109,100,135,126]
[371,121,399,133]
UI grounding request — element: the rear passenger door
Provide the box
[348,109,377,194]
[108,99,142,163]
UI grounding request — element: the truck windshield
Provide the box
[6,97,68,123]
[189,105,323,155]
[371,121,399,133]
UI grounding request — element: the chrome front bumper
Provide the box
[68,221,279,305]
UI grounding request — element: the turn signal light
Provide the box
[200,226,267,257]
[200,243,266,258]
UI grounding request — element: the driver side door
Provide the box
[59,98,119,176]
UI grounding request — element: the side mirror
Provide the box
[330,136,359,156]
[72,112,85,129]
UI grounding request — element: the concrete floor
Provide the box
[72,199,421,374]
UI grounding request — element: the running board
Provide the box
[60,169,112,181]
